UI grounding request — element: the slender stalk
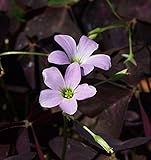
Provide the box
[128,27,133,58]
[94,79,128,89]
[0,125,25,134]
[106,0,122,20]
[88,22,127,36]
[31,125,46,160]
[94,79,109,87]
[62,112,68,160]
[0,51,48,57]
[126,27,136,65]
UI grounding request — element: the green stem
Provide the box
[123,26,136,65]
[94,79,128,89]
[106,0,122,20]
[62,112,68,160]
[128,27,133,57]
[99,23,126,31]
[88,22,127,36]
[0,51,48,57]
[94,79,109,87]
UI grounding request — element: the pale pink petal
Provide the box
[59,98,77,115]
[75,84,97,100]
[48,50,70,65]
[86,54,111,70]
[39,89,63,108]
[77,35,99,61]
[42,67,65,90]
[80,63,94,76]
[64,63,81,89]
[54,35,77,58]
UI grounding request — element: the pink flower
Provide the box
[39,63,96,115]
[48,35,111,75]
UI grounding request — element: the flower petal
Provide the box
[48,50,70,65]
[39,89,63,108]
[86,54,111,70]
[59,98,78,115]
[80,63,94,76]
[64,63,81,89]
[75,84,97,100]
[54,35,77,58]
[42,67,65,90]
[77,35,99,61]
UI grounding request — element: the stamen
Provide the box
[70,57,81,64]
[62,88,74,99]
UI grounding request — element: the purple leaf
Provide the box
[31,126,45,160]
[4,152,35,160]
[15,7,81,50]
[138,96,151,136]
[0,122,25,144]
[16,128,30,154]
[0,144,10,160]
[0,0,10,12]
[79,82,131,119]
[49,137,98,160]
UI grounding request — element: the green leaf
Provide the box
[48,0,79,6]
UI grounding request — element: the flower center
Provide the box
[70,57,81,64]
[62,88,74,99]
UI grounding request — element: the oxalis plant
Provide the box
[1,29,150,160]
[1,33,146,160]
[1,0,151,159]
[39,35,113,157]
[0,26,132,160]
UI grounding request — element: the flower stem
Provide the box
[94,79,128,89]
[0,51,48,57]
[62,112,68,160]
[31,125,46,160]
[105,0,122,20]
[88,22,127,39]
[127,26,136,65]
[122,22,137,65]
